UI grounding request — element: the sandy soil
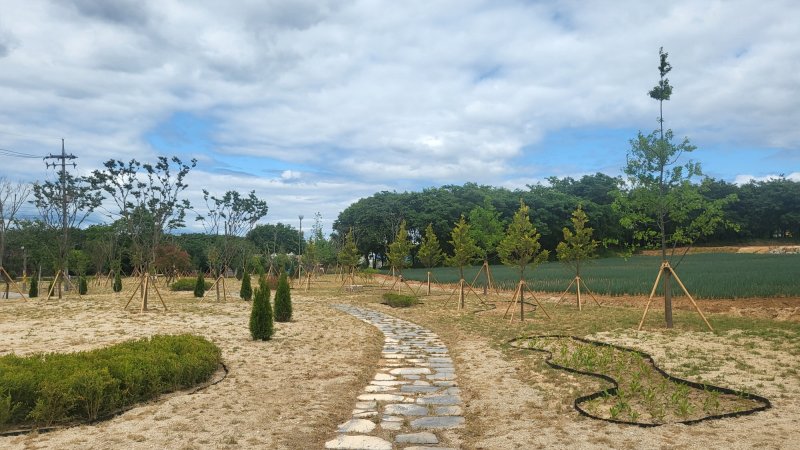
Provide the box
[2,276,799,449]
[0,278,382,449]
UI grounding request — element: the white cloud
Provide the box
[1,0,798,231]
[734,172,800,185]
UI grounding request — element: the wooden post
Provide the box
[141,272,149,312]
[0,266,27,300]
[427,271,431,295]
[150,274,168,311]
[638,262,667,330]
[576,276,582,311]
[667,264,713,332]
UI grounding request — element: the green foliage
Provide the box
[337,228,360,270]
[240,271,252,301]
[28,275,38,298]
[78,276,88,295]
[387,220,413,275]
[274,272,292,322]
[0,334,220,429]
[68,250,90,276]
[446,215,481,279]
[556,205,598,275]
[249,284,273,341]
[467,200,505,261]
[382,292,418,308]
[193,274,206,297]
[170,277,211,292]
[112,270,122,293]
[417,223,444,269]
[498,200,549,279]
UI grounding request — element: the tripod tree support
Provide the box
[124,272,168,312]
[0,266,27,300]
[503,280,551,322]
[555,275,602,310]
[638,261,713,332]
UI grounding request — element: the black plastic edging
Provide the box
[0,362,229,437]
[509,335,772,427]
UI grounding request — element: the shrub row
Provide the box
[0,334,221,429]
[171,278,212,292]
[382,292,418,308]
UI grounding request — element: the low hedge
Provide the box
[0,334,221,430]
[382,292,418,308]
[171,278,212,291]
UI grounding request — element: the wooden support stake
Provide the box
[141,272,149,312]
[667,264,714,332]
[0,266,27,300]
[638,262,667,331]
[150,274,168,311]
[124,277,142,309]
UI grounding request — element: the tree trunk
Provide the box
[664,268,673,328]
[519,280,525,321]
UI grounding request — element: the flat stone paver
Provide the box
[330,305,465,449]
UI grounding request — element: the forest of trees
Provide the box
[332,175,800,269]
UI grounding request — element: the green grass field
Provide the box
[401,253,800,299]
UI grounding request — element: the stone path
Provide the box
[326,305,464,450]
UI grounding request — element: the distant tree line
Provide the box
[332,175,800,269]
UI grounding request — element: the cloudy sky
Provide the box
[1,0,798,233]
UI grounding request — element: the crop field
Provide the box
[402,253,800,299]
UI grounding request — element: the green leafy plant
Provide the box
[273,272,292,322]
[240,271,252,301]
[249,283,274,341]
[28,275,38,298]
[382,292,418,308]
[112,270,122,293]
[193,273,206,297]
[0,335,220,429]
[170,278,211,292]
[78,276,88,295]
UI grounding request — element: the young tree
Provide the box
[417,223,444,295]
[0,178,30,296]
[556,205,599,309]
[33,167,103,298]
[616,48,735,328]
[92,157,195,308]
[387,220,413,277]
[498,200,549,319]
[468,201,505,294]
[113,269,123,293]
[274,271,292,322]
[193,273,205,298]
[446,215,481,308]
[249,280,274,341]
[417,223,443,269]
[337,228,360,280]
[240,271,253,301]
[29,273,38,298]
[197,190,268,300]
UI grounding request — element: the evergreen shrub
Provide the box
[274,272,292,322]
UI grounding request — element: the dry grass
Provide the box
[2,275,799,449]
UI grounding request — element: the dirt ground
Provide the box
[2,276,800,449]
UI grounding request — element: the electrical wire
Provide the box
[0,147,42,159]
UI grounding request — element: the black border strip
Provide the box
[509,335,772,427]
[0,362,229,437]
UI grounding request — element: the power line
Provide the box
[0,147,42,159]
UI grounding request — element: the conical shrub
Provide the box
[274,272,292,322]
[112,271,122,292]
[240,271,252,301]
[29,274,38,298]
[194,273,205,298]
[78,276,88,295]
[249,285,273,340]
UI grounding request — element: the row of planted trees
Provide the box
[372,200,596,315]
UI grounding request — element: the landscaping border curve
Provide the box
[0,362,229,437]
[509,335,772,427]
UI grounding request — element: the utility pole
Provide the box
[44,139,77,298]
